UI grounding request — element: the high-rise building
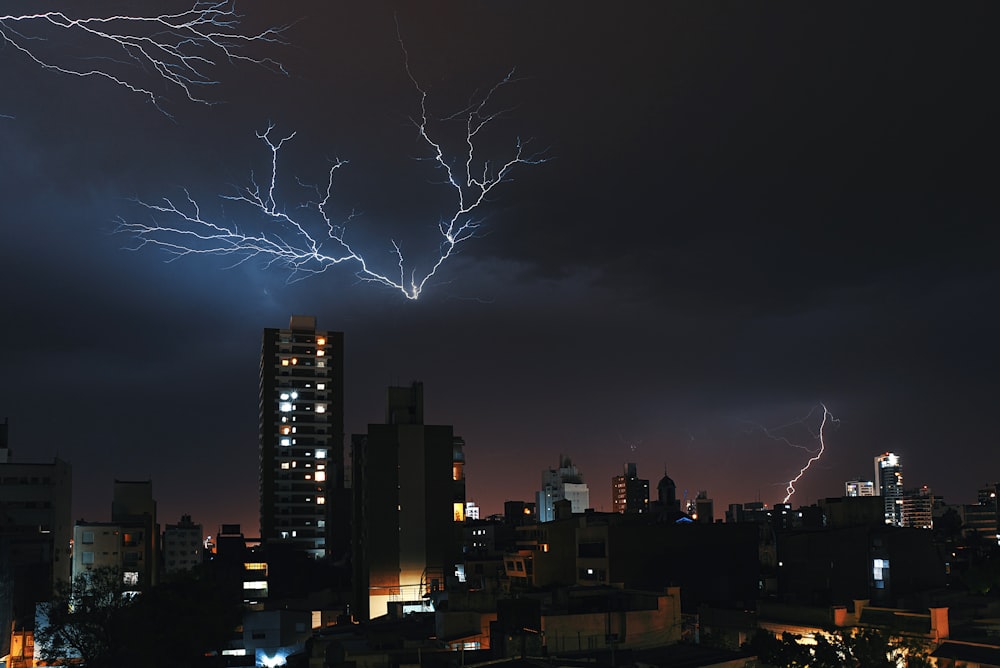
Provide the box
[611,463,650,514]
[259,315,344,559]
[537,456,590,522]
[845,479,876,497]
[874,452,904,526]
[351,382,465,620]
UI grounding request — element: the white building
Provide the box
[536,456,590,522]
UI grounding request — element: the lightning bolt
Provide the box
[749,403,838,504]
[116,41,547,300]
[0,2,286,113]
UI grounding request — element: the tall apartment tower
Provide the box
[537,456,590,522]
[351,382,466,620]
[612,463,650,514]
[874,452,904,526]
[259,315,344,559]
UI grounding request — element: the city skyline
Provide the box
[1,3,997,535]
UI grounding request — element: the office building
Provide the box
[845,479,876,497]
[537,456,590,522]
[351,382,465,620]
[259,315,344,559]
[874,452,904,526]
[612,462,650,514]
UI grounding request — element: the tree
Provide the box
[36,564,244,667]
[746,627,934,668]
[35,566,135,667]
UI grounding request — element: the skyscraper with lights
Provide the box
[259,315,344,559]
[874,452,904,527]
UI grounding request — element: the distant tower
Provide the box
[874,452,904,526]
[845,479,876,497]
[351,382,465,620]
[259,315,345,559]
[611,463,650,514]
[657,471,681,513]
[695,490,714,523]
[537,456,590,522]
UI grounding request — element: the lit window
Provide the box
[316,360,326,368]
[317,383,326,390]
[315,471,326,482]
[316,497,326,505]
[291,358,298,365]
[317,350,325,357]
[315,449,327,459]
[305,474,312,480]
[315,404,327,414]
[279,393,290,400]
[290,391,298,399]
[279,402,292,413]
[280,426,291,435]
[280,438,291,446]
[280,463,290,470]
[244,562,268,572]
[281,359,289,366]
[123,571,139,586]
[316,337,326,346]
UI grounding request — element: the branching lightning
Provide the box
[116,40,546,300]
[0,2,286,112]
[751,403,839,504]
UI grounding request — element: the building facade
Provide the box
[874,452,904,526]
[259,315,344,559]
[845,479,876,497]
[0,445,72,657]
[611,463,650,514]
[163,514,204,573]
[351,382,465,620]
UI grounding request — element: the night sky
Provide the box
[2,2,997,535]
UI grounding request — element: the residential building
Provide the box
[611,462,649,514]
[111,479,159,587]
[0,442,72,658]
[351,382,466,620]
[162,514,203,574]
[901,486,934,530]
[259,315,344,559]
[874,452,904,526]
[536,456,589,522]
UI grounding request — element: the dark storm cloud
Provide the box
[1,2,997,529]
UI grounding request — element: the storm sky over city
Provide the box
[1,2,997,534]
